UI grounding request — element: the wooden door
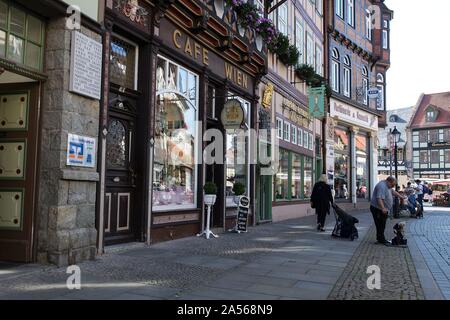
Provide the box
[0,83,39,262]
[104,91,138,244]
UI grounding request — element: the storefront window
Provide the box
[226,96,250,207]
[334,127,350,200]
[303,157,313,198]
[275,149,289,200]
[356,134,369,200]
[291,153,302,199]
[153,56,198,210]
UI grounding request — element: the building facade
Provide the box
[406,92,450,181]
[0,0,266,264]
[377,107,414,187]
[324,0,392,210]
[257,0,325,222]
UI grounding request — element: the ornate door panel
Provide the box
[104,92,138,244]
[0,84,39,262]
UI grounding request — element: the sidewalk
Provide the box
[0,211,372,300]
[0,208,431,300]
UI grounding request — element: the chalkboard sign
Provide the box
[237,196,250,232]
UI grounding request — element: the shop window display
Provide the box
[334,127,350,199]
[153,56,198,210]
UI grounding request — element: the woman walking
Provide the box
[311,174,334,232]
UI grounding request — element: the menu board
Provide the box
[69,31,103,100]
[237,196,250,232]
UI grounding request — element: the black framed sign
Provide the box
[237,196,250,232]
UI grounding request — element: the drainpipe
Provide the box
[96,20,112,255]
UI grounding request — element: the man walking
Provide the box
[370,177,404,245]
[415,179,424,211]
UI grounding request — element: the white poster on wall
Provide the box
[67,133,97,168]
[326,141,335,186]
[69,31,103,100]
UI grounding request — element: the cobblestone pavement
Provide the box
[328,217,425,300]
[408,208,450,300]
[0,211,373,300]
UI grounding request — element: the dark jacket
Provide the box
[311,181,334,214]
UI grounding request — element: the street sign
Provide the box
[368,87,379,99]
[308,86,325,119]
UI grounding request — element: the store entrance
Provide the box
[103,90,140,245]
[0,82,40,262]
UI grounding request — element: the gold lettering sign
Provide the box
[172,29,209,66]
[262,83,274,109]
[225,62,249,90]
[282,99,311,127]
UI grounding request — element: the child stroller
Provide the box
[331,203,359,241]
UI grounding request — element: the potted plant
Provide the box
[204,181,218,206]
[295,64,316,82]
[279,44,300,66]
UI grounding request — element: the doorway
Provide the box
[0,82,40,262]
[103,90,140,244]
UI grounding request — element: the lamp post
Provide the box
[391,126,401,218]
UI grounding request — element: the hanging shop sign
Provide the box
[69,31,103,100]
[221,99,244,130]
[67,133,97,168]
[237,196,250,232]
[368,87,380,99]
[308,86,325,119]
[282,100,311,127]
[262,83,274,109]
[330,98,378,131]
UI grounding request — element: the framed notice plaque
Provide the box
[69,31,103,100]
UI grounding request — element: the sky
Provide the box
[384,0,450,110]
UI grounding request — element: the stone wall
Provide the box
[37,18,100,266]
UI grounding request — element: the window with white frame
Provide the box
[343,55,351,97]
[336,0,344,18]
[276,117,283,138]
[347,0,355,27]
[365,9,372,40]
[278,2,288,36]
[295,18,304,64]
[362,66,369,105]
[331,48,340,92]
[315,44,323,76]
[309,133,314,150]
[254,0,264,17]
[382,30,388,49]
[307,34,314,67]
[298,128,303,147]
[303,130,308,147]
[291,125,297,144]
[316,0,323,15]
[283,122,290,141]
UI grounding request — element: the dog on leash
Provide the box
[416,201,424,219]
[391,222,407,246]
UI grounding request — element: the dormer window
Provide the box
[426,106,438,122]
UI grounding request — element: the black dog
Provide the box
[391,222,407,246]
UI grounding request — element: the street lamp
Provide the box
[391,126,401,217]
